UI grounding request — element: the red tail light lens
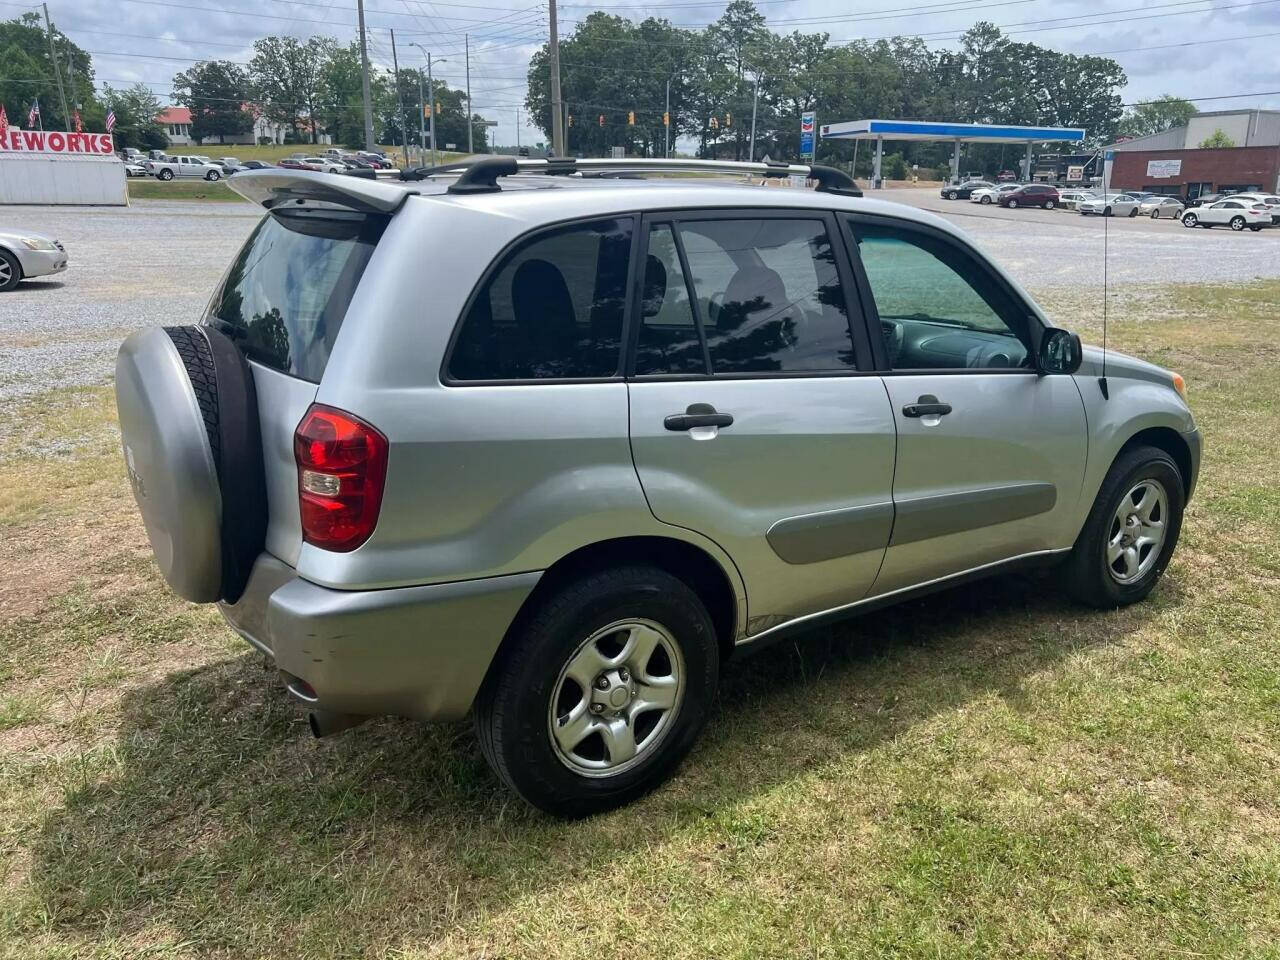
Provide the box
[294,404,388,552]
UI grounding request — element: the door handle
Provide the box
[902,395,952,418]
[664,403,734,431]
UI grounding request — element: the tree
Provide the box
[248,35,334,143]
[172,61,253,143]
[1120,95,1196,139]
[1198,128,1236,149]
[100,83,167,150]
[0,12,100,130]
[317,42,382,148]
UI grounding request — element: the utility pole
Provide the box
[549,0,565,156]
[465,34,473,154]
[428,54,439,165]
[356,0,375,150]
[415,68,425,164]
[390,29,409,169]
[515,107,521,152]
[42,4,70,129]
[664,77,671,158]
[748,72,760,162]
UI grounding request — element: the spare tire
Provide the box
[115,325,267,604]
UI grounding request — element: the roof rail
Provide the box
[400,156,862,196]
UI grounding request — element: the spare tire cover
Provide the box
[115,325,267,603]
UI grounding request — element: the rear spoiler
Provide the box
[227,168,415,214]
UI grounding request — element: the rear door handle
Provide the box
[664,403,734,431]
[902,395,952,418]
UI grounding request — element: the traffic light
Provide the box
[423,104,431,118]
[663,111,669,127]
[627,110,635,126]
[709,116,719,130]
[567,114,574,127]
[598,114,605,127]
[724,112,732,127]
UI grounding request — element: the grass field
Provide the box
[0,281,1278,958]
[127,179,247,203]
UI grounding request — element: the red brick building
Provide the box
[1106,109,1280,200]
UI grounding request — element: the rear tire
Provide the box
[1062,445,1184,609]
[474,566,719,817]
[205,170,221,181]
[0,248,21,291]
[1250,226,1263,232]
[158,169,174,181]
[1044,199,1055,209]
[1128,207,1138,217]
[948,190,958,200]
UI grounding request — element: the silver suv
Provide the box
[116,158,1200,816]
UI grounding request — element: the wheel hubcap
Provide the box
[0,261,10,283]
[1106,479,1168,584]
[548,619,685,777]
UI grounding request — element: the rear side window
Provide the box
[448,218,634,381]
[206,209,384,382]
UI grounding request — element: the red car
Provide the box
[277,158,321,172]
[999,183,1060,209]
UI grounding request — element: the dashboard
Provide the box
[881,316,1031,370]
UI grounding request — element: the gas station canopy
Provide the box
[819,119,1087,186]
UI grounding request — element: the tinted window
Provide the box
[448,218,633,381]
[206,209,385,382]
[674,218,857,375]
[635,223,704,375]
[847,219,1029,370]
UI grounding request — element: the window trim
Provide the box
[438,212,641,387]
[624,207,876,380]
[839,212,1046,376]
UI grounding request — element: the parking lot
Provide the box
[2,191,1278,404]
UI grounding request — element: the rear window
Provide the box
[205,209,385,382]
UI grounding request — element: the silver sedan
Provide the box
[0,229,67,291]
[1140,196,1185,219]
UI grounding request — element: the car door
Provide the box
[627,210,896,636]
[840,213,1088,596]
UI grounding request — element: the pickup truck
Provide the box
[146,155,224,181]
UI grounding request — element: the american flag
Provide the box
[105,107,115,133]
[27,100,39,128]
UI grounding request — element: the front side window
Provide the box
[637,217,857,376]
[846,219,1030,371]
[448,218,633,381]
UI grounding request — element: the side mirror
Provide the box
[1037,327,1082,375]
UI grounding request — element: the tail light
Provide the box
[294,404,388,552]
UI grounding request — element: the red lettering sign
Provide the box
[0,131,114,155]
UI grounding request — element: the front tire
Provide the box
[474,566,720,817]
[0,248,22,291]
[1062,445,1185,609]
[1128,207,1138,217]
[1150,210,1160,219]
[948,190,958,200]
[1008,199,1018,208]
[1229,216,1246,231]
[980,195,992,204]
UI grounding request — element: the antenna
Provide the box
[1099,148,1110,400]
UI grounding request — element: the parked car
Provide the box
[114,157,1200,816]
[148,155,225,181]
[276,158,322,172]
[1139,196,1185,219]
[0,229,67,291]
[999,184,1059,209]
[1078,193,1141,217]
[240,160,275,171]
[357,151,392,169]
[302,156,347,174]
[1185,192,1230,208]
[1057,190,1096,210]
[995,169,1018,181]
[1181,199,1270,231]
[940,179,994,200]
[123,162,148,178]
[969,183,1021,204]
[1224,192,1280,225]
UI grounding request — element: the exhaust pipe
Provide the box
[307,710,369,738]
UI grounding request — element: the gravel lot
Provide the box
[2,191,1277,401]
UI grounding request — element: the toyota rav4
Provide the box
[116,158,1200,816]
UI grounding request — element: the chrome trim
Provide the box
[736,547,1070,646]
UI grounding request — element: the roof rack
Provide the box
[401,157,862,197]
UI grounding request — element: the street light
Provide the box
[410,42,445,167]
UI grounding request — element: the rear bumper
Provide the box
[218,554,541,722]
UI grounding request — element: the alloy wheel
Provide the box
[548,619,685,777]
[0,260,10,285]
[1106,479,1168,584]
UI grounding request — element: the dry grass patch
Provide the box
[0,282,1278,958]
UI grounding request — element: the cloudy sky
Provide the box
[34,0,1280,147]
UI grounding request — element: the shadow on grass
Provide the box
[27,568,1151,952]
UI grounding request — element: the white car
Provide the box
[1139,196,1185,219]
[1078,194,1140,217]
[123,162,148,178]
[0,229,67,291]
[970,183,1021,204]
[1057,190,1096,210]
[1224,193,1280,225]
[302,156,346,174]
[1181,199,1271,231]
[149,155,225,181]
